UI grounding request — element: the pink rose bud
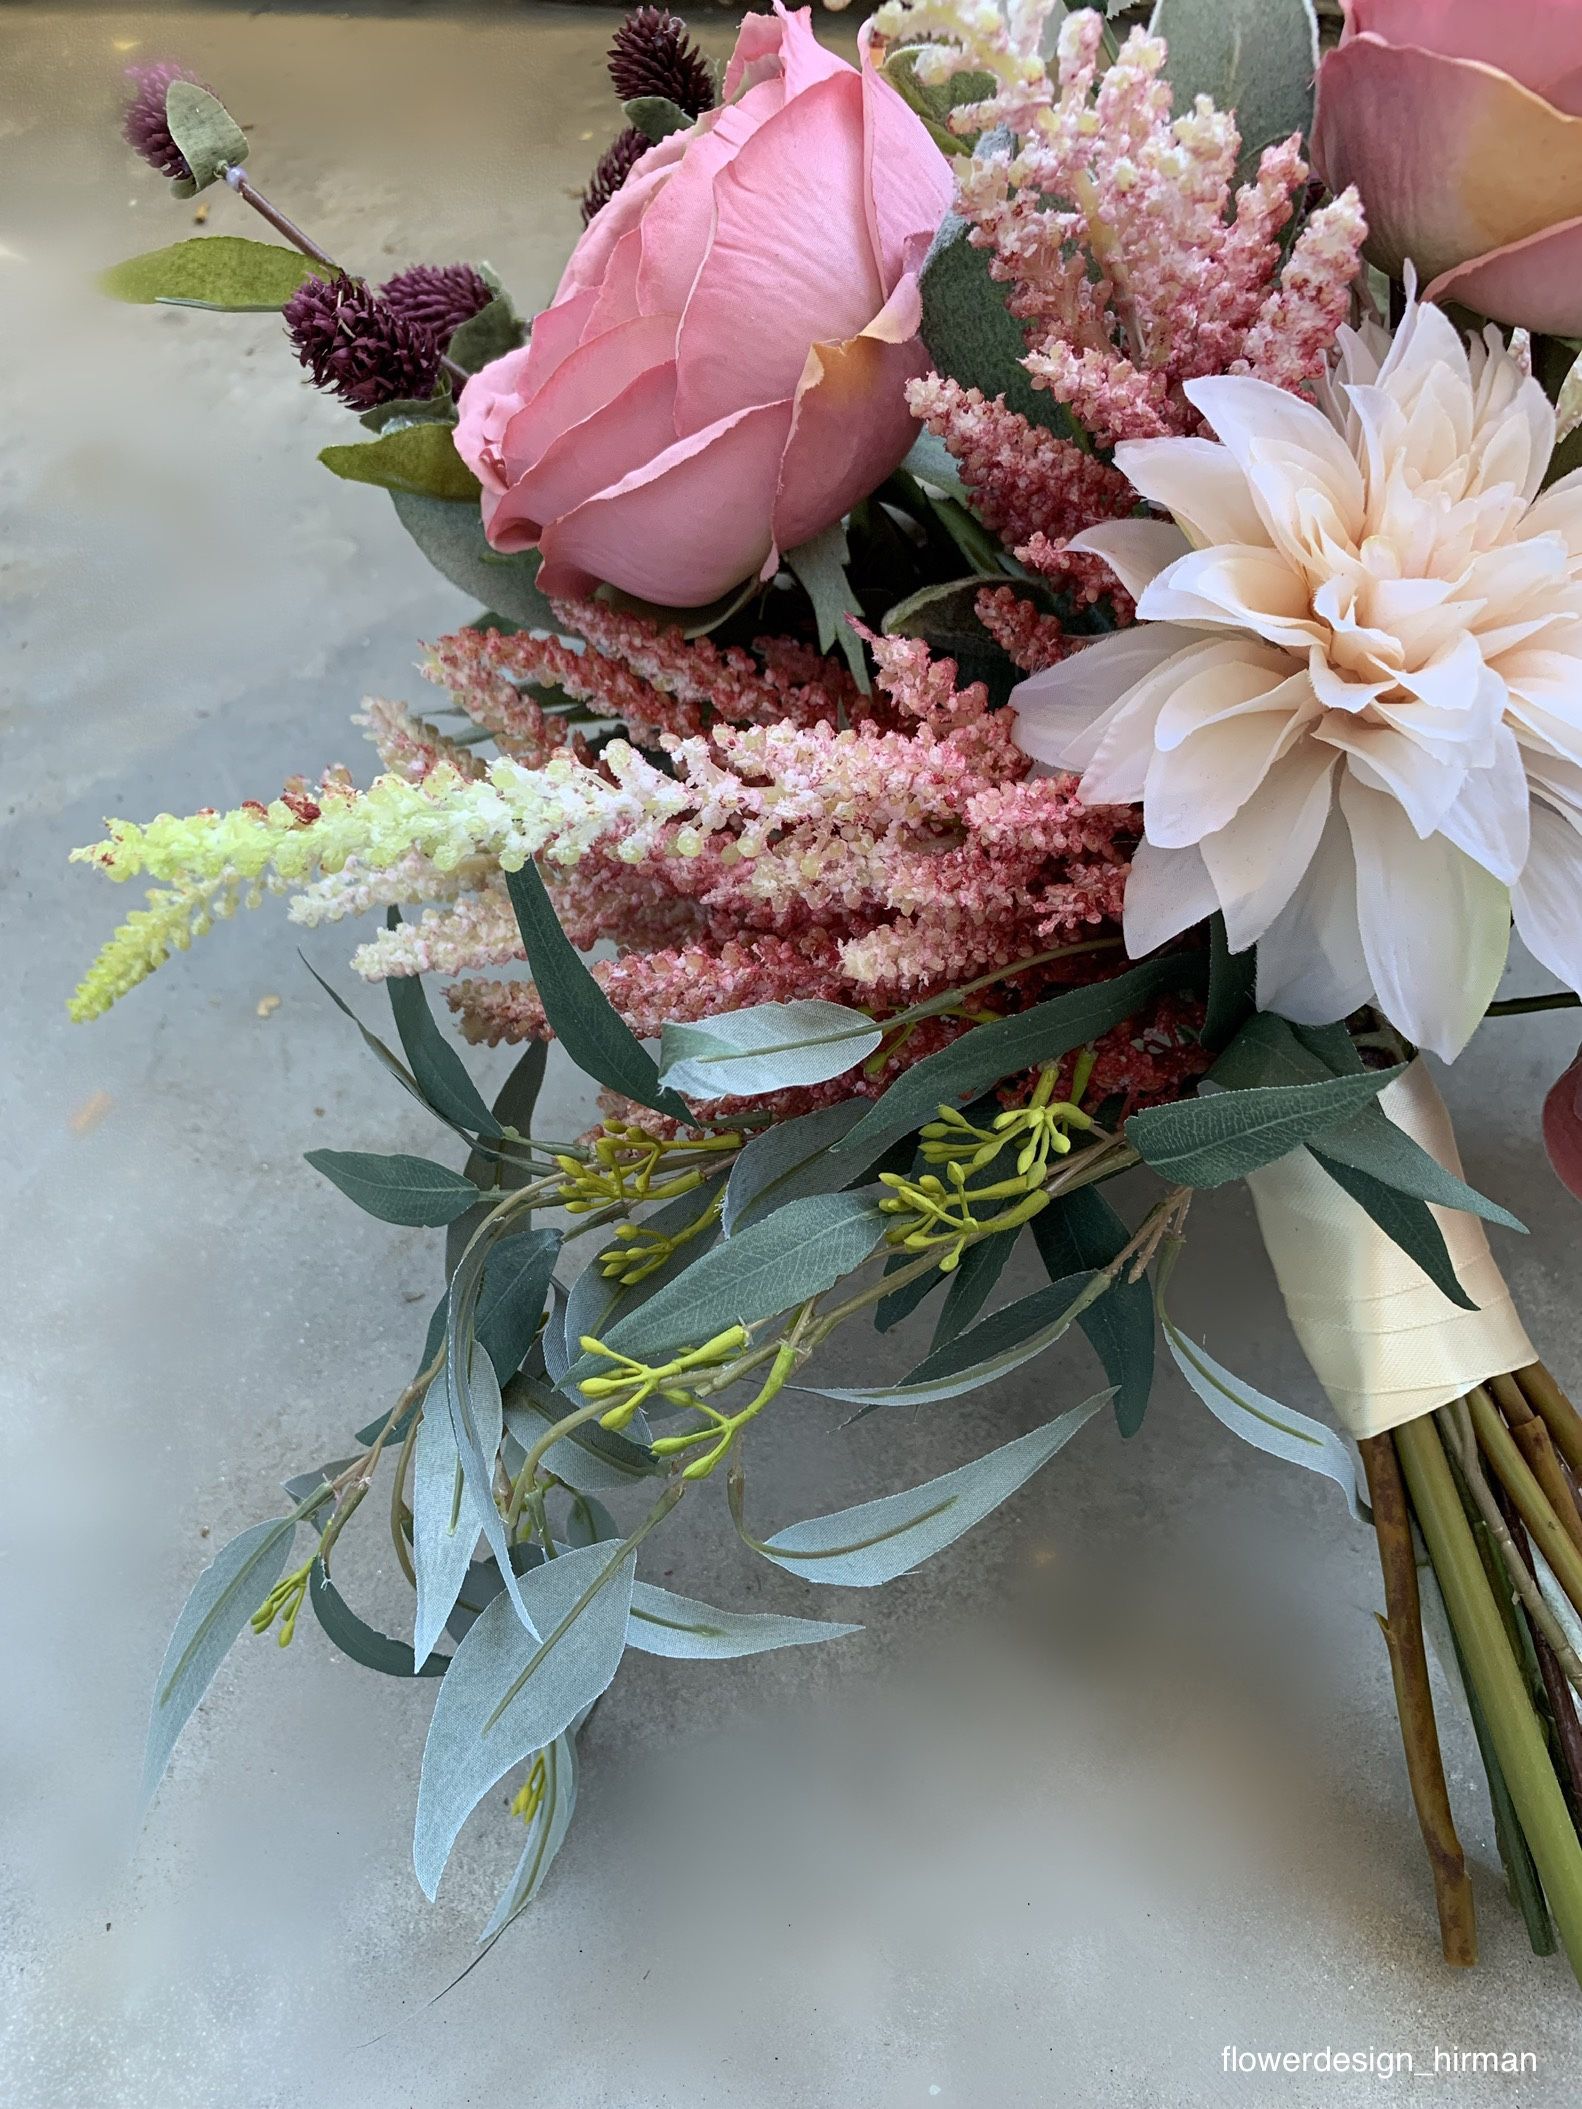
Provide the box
[1544,1044,1582,1200]
[454,4,952,608]
[1313,0,1582,331]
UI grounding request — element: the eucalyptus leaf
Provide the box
[812,1273,1099,1409]
[723,1098,874,1235]
[750,1396,1105,1586]
[321,422,480,503]
[413,1381,485,1669]
[471,1228,560,1386]
[142,1513,307,1810]
[837,953,1206,1161]
[103,236,325,312]
[928,1231,1015,1353]
[874,1249,946,1334]
[388,489,561,630]
[491,1038,550,1142]
[559,1182,726,1368]
[305,1148,483,1227]
[444,1284,536,1632]
[1307,1151,1478,1312]
[785,522,869,690]
[659,999,881,1100]
[627,1582,862,1658]
[384,917,502,1136]
[479,1732,579,1939]
[413,1541,636,1896]
[299,953,430,1113]
[623,94,692,141]
[1126,1067,1405,1187]
[505,862,689,1120]
[1161,1309,1365,1523]
[163,81,249,193]
[1151,0,1319,182]
[1203,915,1255,1052]
[1033,1186,1155,1436]
[311,1560,446,1679]
[919,213,1076,437]
[502,1376,660,1492]
[573,1193,887,1377]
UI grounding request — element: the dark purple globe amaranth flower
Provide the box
[379,263,494,352]
[607,8,716,118]
[122,61,205,181]
[282,276,442,412]
[581,126,650,226]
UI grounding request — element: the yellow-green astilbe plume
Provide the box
[68,746,690,1020]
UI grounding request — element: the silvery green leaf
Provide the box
[900,428,970,504]
[142,1516,300,1811]
[627,1582,862,1658]
[808,1274,1099,1409]
[560,1184,726,1367]
[919,214,1075,436]
[445,1323,536,1635]
[722,1098,874,1234]
[305,1148,483,1226]
[784,521,869,689]
[1161,1313,1366,1522]
[412,1381,482,1669]
[388,491,561,631]
[502,1379,660,1492]
[163,80,248,192]
[1125,1067,1405,1188]
[623,93,692,141]
[571,1194,886,1378]
[479,1732,579,1939]
[413,1541,636,1897]
[561,1490,621,1548]
[750,1396,1105,1586]
[658,1000,881,1100]
[1151,0,1319,182]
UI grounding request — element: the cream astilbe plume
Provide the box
[1013,291,1582,1059]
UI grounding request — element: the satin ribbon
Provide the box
[1244,1060,1533,1440]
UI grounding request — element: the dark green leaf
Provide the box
[928,1231,1014,1353]
[873,1250,945,1334]
[785,522,869,690]
[388,490,561,630]
[473,1228,560,1383]
[723,1098,875,1234]
[305,1148,483,1226]
[919,214,1077,437]
[1033,1186,1155,1436]
[1308,1151,1477,1311]
[310,1559,447,1678]
[491,1038,549,1141]
[163,82,248,194]
[102,236,326,312]
[812,1274,1100,1408]
[299,952,431,1113]
[1152,0,1319,182]
[384,915,502,1136]
[320,421,480,502]
[1202,915,1255,1052]
[623,94,692,141]
[1126,1068,1405,1187]
[504,862,689,1120]
[836,953,1208,1162]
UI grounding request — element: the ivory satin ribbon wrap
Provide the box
[1243,1060,1534,1441]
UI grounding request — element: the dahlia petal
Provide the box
[1110,437,1268,550]
[1513,800,1582,994]
[1136,544,1319,651]
[1201,745,1340,951]
[1183,375,1365,533]
[1436,723,1533,883]
[1341,778,1511,1058]
[1122,840,1221,957]
[1144,707,1306,847]
[1009,625,1200,773]
[1067,519,1191,599]
[1254,805,1373,1027]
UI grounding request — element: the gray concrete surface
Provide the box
[4,7,1582,2104]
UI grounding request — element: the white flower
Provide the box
[1011,293,1582,1058]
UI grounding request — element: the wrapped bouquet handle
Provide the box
[1246,1063,1534,1440]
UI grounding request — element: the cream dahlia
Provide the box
[1012,294,1582,1058]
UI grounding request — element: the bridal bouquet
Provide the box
[77,0,1582,1987]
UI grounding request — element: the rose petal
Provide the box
[858,20,954,289]
[1348,1,1582,112]
[1429,214,1582,337]
[536,399,793,606]
[495,312,679,486]
[488,360,679,552]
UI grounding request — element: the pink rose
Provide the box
[454,5,952,608]
[1313,0,1582,330]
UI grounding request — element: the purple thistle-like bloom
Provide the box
[122,61,205,181]
[283,276,442,412]
[581,126,650,225]
[379,263,493,351]
[607,8,715,117]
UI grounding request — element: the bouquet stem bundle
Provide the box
[1367,1366,1582,1982]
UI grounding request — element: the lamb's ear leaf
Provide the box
[1150,0,1319,182]
[919,212,1079,438]
[504,863,690,1120]
[623,94,692,141]
[388,491,563,632]
[103,236,323,311]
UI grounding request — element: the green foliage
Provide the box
[505,862,690,1121]
[747,1397,1105,1585]
[626,1583,861,1658]
[446,290,524,374]
[1125,1067,1405,1187]
[722,1099,874,1234]
[928,1231,1015,1352]
[1202,915,1256,1052]
[1033,1186,1155,1436]
[918,214,1076,437]
[479,1733,578,1940]
[413,1379,484,1669]
[445,1237,543,1632]
[164,81,248,195]
[305,1148,483,1226]
[883,575,1032,709]
[659,999,881,1100]
[389,489,562,630]
[320,422,481,503]
[1309,1153,1477,1312]
[414,1540,637,1896]
[882,48,995,156]
[785,522,870,690]
[1151,0,1320,181]
[310,1559,446,1679]
[384,916,503,1136]
[623,94,692,141]
[103,236,326,312]
[814,1275,1100,1409]
[836,952,1208,1161]
[503,1378,661,1492]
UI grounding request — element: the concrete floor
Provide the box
[5,7,1582,2104]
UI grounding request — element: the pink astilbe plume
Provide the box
[906,376,1134,548]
